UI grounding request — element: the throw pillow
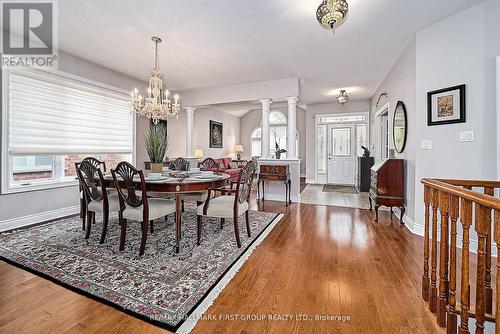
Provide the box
[228,162,239,169]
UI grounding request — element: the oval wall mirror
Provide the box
[393,101,407,153]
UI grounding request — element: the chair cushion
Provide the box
[87,193,120,213]
[123,198,176,221]
[197,195,249,218]
[182,191,209,202]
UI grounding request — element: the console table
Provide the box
[257,164,291,205]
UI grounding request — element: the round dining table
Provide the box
[103,172,230,253]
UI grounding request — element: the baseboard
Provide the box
[0,205,79,232]
[305,178,316,184]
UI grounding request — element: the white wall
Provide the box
[142,108,241,161]
[239,106,307,174]
[304,100,371,182]
[0,52,144,228]
[414,3,487,233]
[370,37,417,223]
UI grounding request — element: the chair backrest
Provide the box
[167,157,190,171]
[111,161,145,208]
[236,161,257,204]
[198,158,219,172]
[75,160,105,203]
[82,157,106,172]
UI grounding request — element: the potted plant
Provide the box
[145,124,169,172]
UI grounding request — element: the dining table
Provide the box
[102,171,230,253]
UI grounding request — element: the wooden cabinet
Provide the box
[356,157,374,192]
[369,159,405,224]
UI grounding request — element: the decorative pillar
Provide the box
[259,99,272,158]
[185,107,196,157]
[285,96,298,159]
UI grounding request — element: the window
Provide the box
[318,114,366,123]
[2,69,134,193]
[356,124,367,157]
[250,111,298,158]
[317,125,327,173]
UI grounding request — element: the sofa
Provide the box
[214,157,243,183]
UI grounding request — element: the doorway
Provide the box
[327,123,355,185]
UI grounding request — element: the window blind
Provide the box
[8,70,133,154]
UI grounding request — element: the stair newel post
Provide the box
[422,185,431,301]
[459,198,472,334]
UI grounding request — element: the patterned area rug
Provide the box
[0,205,281,333]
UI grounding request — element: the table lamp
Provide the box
[194,149,204,158]
[234,144,244,160]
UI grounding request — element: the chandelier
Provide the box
[337,90,349,105]
[316,0,349,31]
[130,37,181,124]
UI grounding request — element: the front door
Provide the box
[327,124,355,185]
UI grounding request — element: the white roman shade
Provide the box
[7,70,133,155]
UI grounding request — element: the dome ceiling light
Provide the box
[316,0,349,32]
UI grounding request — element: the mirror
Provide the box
[393,101,407,153]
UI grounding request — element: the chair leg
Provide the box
[119,216,127,251]
[197,215,202,245]
[220,218,225,229]
[245,210,251,237]
[84,210,93,239]
[139,220,148,256]
[92,211,96,224]
[233,213,241,248]
[182,200,185,212]
[100,207,109,244]
[82,206,86,231]
[150,220,154,233]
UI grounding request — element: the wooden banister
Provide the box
[420,178,500,334]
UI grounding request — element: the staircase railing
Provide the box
[421,178,500,334]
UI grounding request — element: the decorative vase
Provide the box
[150,163,163,173]
[275,152,281,160]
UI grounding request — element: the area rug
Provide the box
[0,205,282,333]
[322,184,358,194]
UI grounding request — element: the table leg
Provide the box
[175,193,181,253]
[288,180,291,204]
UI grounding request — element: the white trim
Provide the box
[176,213,284,334]
[374,102,390,117]
[259,193,301,203]
[0,205,79,232]
[305,178,317,184]
[496,56,500,179]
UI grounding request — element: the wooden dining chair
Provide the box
[180,158,221,207]
[167,157,190,171]
[76,157,106,231]
[111,161,176,256]
[75,160,120,244]
[196,161,257,248]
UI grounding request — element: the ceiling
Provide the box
[59,0,481,105]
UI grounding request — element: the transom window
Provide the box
[1,69,134,193]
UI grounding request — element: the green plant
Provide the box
[144,124,169,163]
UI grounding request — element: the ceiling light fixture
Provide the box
[337,90,349,105]
[130,37,181,124]
[316,0,349,32]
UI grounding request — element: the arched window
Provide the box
[250,111,299,158]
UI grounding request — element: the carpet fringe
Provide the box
[176,213,284,334]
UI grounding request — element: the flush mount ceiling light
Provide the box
[337,90,349,105]
[316,0,349,32]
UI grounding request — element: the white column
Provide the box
[285,96,298,159]
[185,107,196,157]
[259,98,272,158]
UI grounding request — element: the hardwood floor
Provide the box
[0,199,442,334]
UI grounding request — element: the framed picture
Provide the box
[209,120,223,148]
[427,84,466,126]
